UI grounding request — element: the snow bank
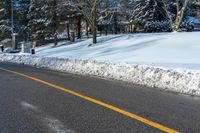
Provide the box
[1,54,200,96]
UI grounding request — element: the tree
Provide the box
[129,0,167,29]
[15,0,31,41]
[57,0,81,40]
[162,0,191,31]
[98,0,122,34]
[49,0,58,46]
[72,0,99,44]
[0,0,11,40]
[193,0,200,19]
[27,0,50,43]
[27,0,80,45]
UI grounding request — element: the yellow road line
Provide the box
[0,67,180,133]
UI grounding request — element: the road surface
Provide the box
[0,63,200,133]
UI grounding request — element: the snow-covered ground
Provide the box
[1,32,200,96]
[36,32,200,70]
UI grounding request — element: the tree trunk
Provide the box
[174,10,183,31]
[77,16,81,39]
[105,25,108,35]
[114,12,118,34]
[54,33,58,46]
[92,26,97,44]
[92,7,97,44]
[86,21,89,38]
[71,32,75,42]
[67,23,70,40]
[174,0,188,31]
[53,0,57,46]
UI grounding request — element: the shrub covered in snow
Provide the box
[179,22,194,31]
[144,21,172,32]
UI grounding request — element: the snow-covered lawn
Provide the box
[36,32,200,70]
[1,32,200,96]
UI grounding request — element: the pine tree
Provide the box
[27,0,50,42]
[27,0,79,45]
[0,0,11,40]
[130,0,167,27]
[15,0,31,41]
[193,0,200,19]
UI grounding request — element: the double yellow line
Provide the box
[0,67,179,133]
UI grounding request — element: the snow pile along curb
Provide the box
[0,54,200,96]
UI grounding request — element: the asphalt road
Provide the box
[0,63,200,133]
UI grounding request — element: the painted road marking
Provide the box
[0,67,179,133]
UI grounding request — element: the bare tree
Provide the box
[72,0,99,44]
[162,0,190,31]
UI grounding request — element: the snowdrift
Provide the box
[1,54,200,96]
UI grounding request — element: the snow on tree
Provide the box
[98,0,118,34]
[1,0,199,43]
[27,0,80,45]
[128,0,168,31]
[0,0,11,40]
[144,21,171,32]
[27,0,50,42]
[191,0,200,19]
[98,0,130,34]
[71,0,100,44]
[56,0,81,40]
[14,0,31,41]
[162,0,192,31]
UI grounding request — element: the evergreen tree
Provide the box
[27,0,50,42]
[130,0,167,27]
[27,0,79,45]
[0,0,11,40]
[15,0,31,41]
[193,0,200,19]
